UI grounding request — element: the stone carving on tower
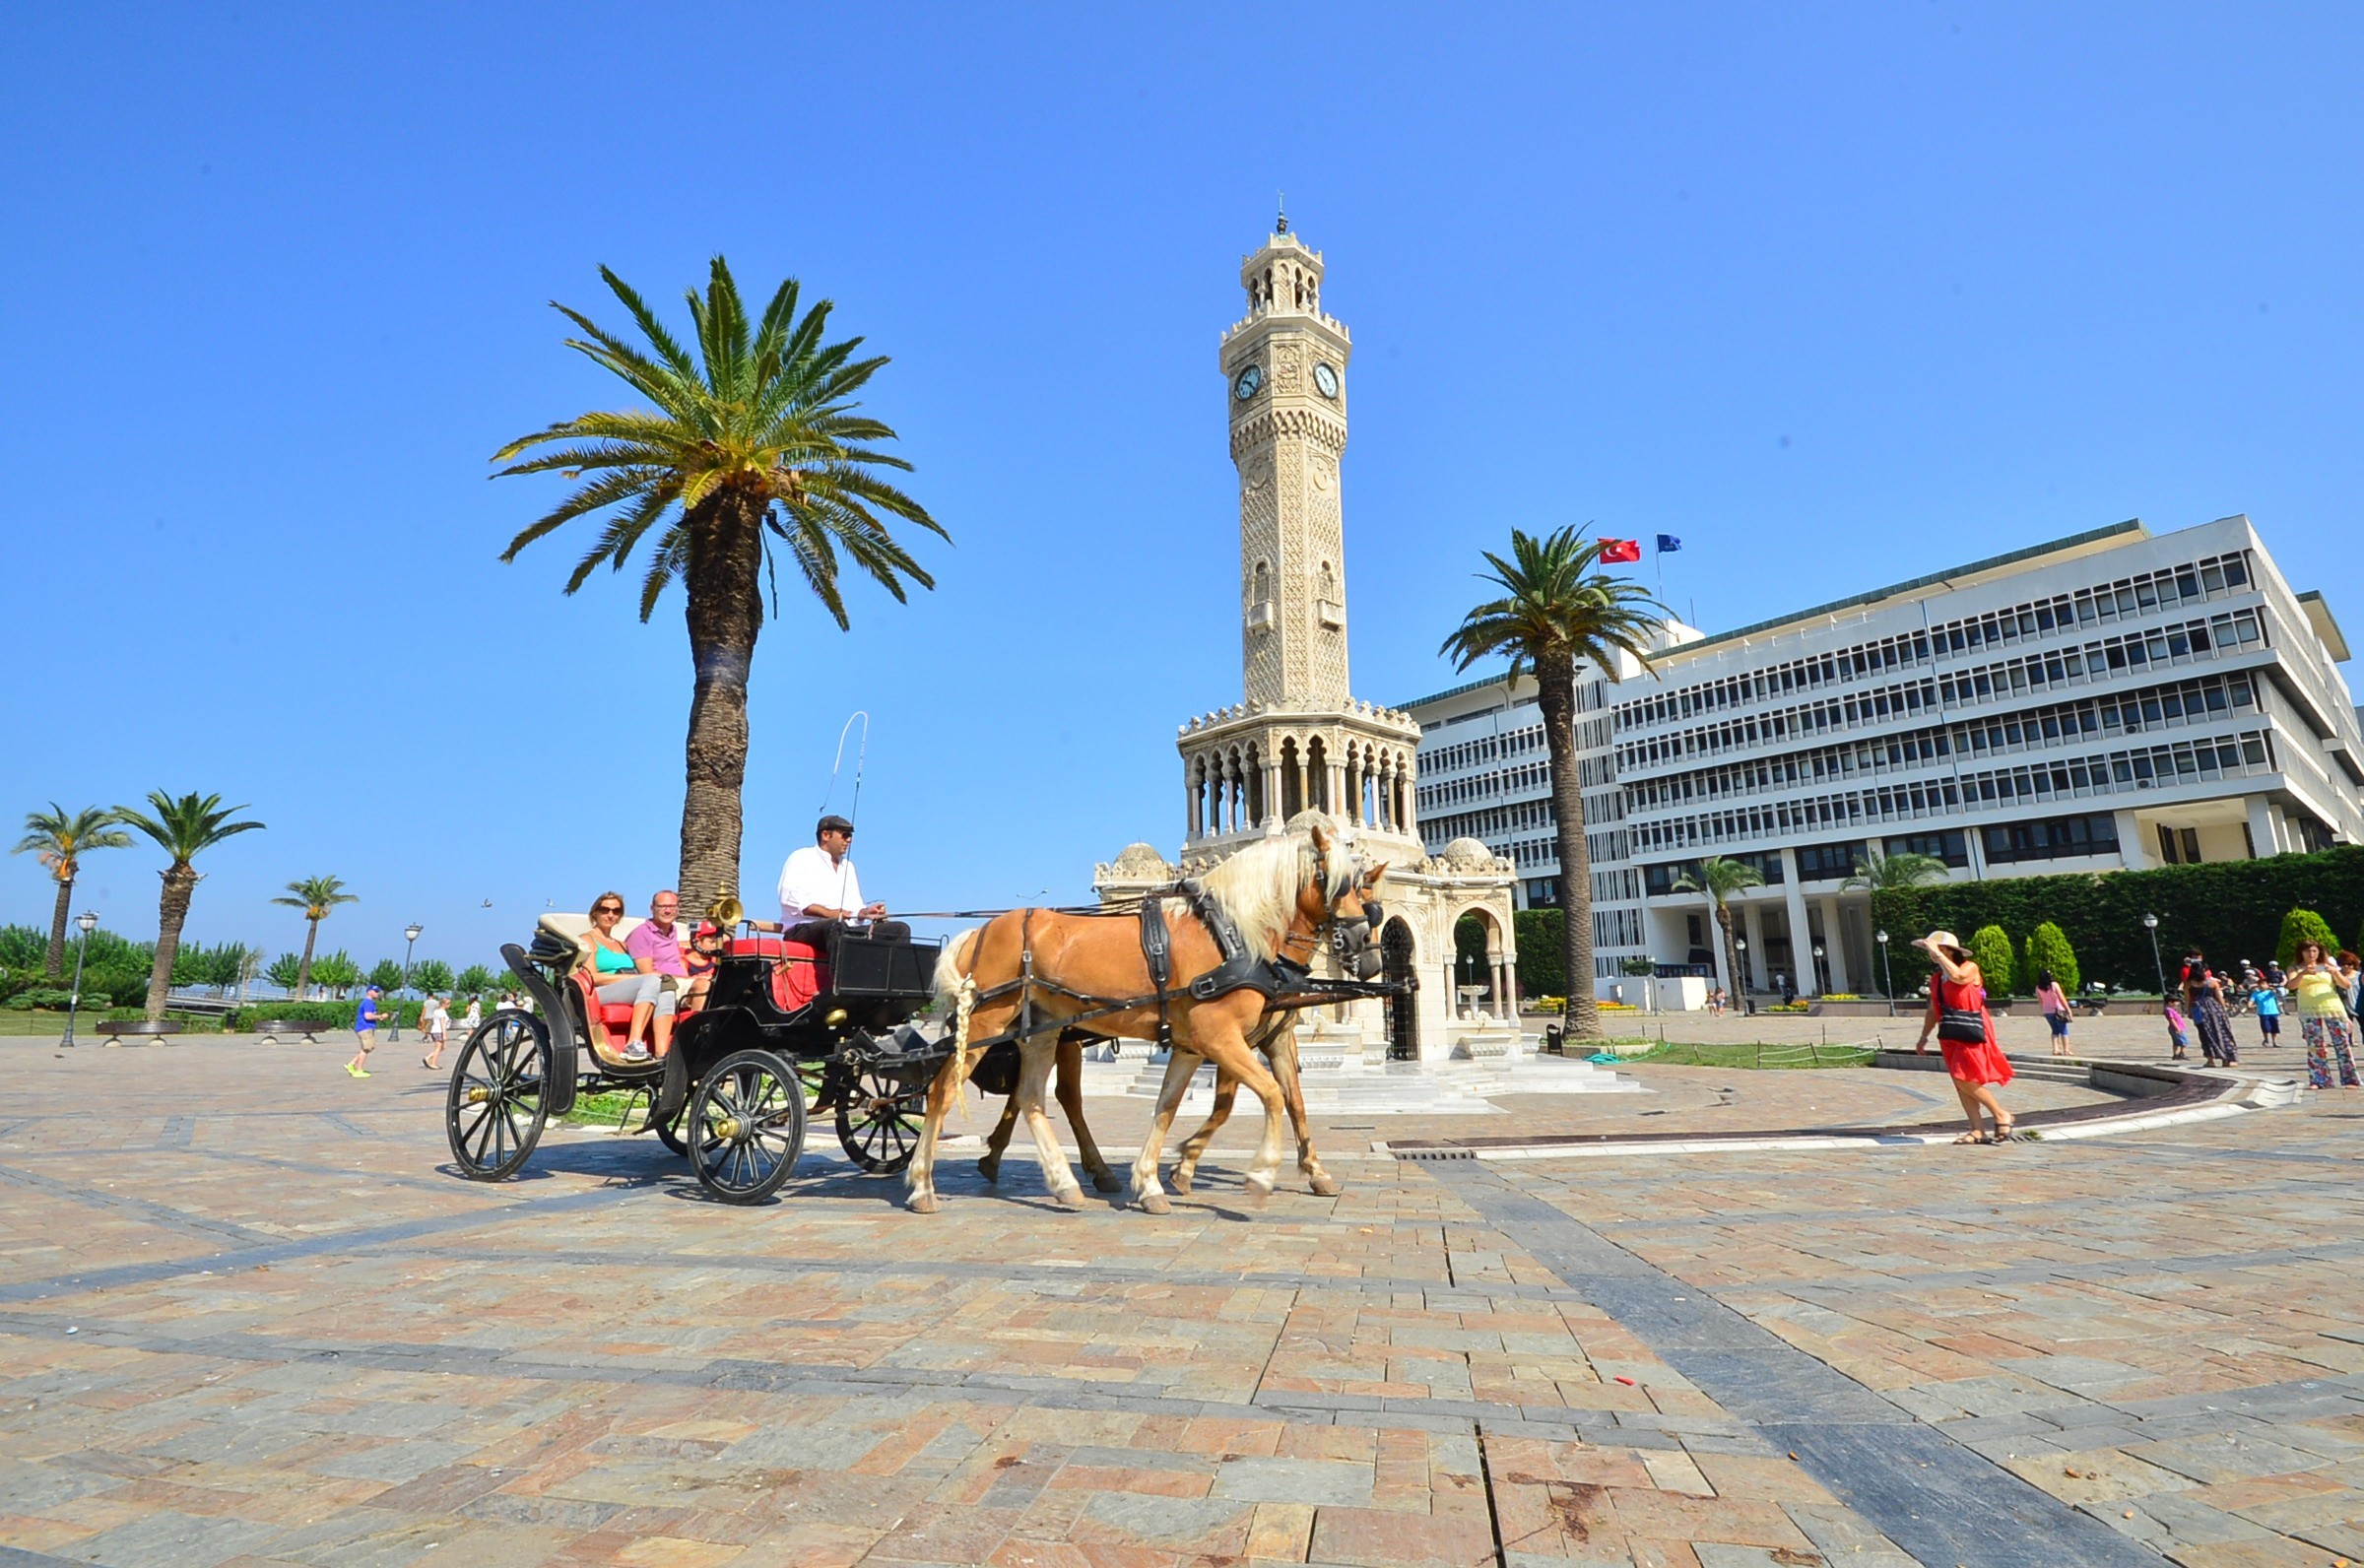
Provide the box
[1092,221,1524,1063]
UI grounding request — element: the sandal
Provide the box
[1954,1131,1988,1144]
[1992,1121,2016,1142]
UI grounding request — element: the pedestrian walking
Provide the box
[421,995,451,1071]
[459,995,482,1036]
[2251,978,2283,1049]
[2036,969,2071,1057]
[2181,950,2239,1067]
[2291,940,2358,1090]
[2163,1000,2190,1060]
[1911,930,2016,1143]
[345,985,382,1078]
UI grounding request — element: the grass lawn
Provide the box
[1615,1039,1879,1070]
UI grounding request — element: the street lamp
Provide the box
[1812,942,1827,996]
[396,923,424,1042]
[1734,936,1752,1015]
[61,911,98,1049]
[1876,929,1894,1015]
[2143,912,2167,998]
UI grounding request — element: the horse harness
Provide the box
[972,851,1382,1057]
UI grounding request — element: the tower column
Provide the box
[1262,756,1281,829]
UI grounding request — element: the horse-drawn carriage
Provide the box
[446,823,1407,1213]
[444,910,948,1203]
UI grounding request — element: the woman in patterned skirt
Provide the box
[2291,940,2358,1089]
[2181,950,2240,1067]
[1911,929,2017,1143]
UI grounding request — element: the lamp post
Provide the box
[396,923,423,1042]
[1734,936,1751,1015]
[1876,929,1893,1015]
[2143,913,2167,998]
[1812,942,1827,997]
[61,911,98,1048]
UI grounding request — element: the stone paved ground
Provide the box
[0,1033,2353,1566]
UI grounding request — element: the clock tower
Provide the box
[1169,223,1422,867]
[1094,221,1523,1066]
[1223,225,1352,706]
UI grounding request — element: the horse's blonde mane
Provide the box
[1193,823,1360,961]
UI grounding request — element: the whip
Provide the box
[819,711,869,829]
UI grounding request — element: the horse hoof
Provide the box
[1137,1189,1171,1215]
[1091,1170,1124,1194]
[1167,1166,1196,1196]
[1308,1172,1344,1198]
[1055,1187,1088,1211]
[1243,1176,1274,1209]
[908,1192,941,1214]
[976,1158,1001,1183]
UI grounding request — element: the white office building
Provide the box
[1403,515,2364,1000]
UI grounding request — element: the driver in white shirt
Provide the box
[777,815,909,946]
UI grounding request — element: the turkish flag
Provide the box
[1599,538,1642,563]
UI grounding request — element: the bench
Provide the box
[96,1019,184,1045]
[255,1018,335,1044]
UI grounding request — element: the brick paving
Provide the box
[0,1032,2353,1565]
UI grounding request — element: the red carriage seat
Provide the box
[729,933,789,958]
[769,941,826,1012]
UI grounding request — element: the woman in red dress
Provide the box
[1911,929,2016,1143]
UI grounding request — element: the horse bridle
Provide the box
[1284,840,1384,980]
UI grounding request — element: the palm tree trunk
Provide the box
[145,863,197,1021]
[43,876,71,977]
[678,488,766,910]
[296,918,320,1001]
[1536,652,1600,1039]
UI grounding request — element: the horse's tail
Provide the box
[935,926,984,1100]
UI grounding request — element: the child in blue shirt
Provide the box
[2252,982,2282,1047]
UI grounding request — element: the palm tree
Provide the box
[272,876,357,1002]
[1842,848,1949,892]
[1441,527,1666,1039]
[494,257,946,907]
[12,805,131,976]
[1672,856,1764,1006]
[113,792,264,1020]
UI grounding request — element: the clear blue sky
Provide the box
[5,5,2358,974]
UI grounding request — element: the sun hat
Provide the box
[1920,930,1969,959]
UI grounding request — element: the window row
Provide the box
[1612,549,2257,736]
[1594,906,1645,949]
[1627,730,2275,855]
[1934,609,2265,707]
[1624,671,2263,813]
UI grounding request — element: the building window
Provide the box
[1795,841,1867,881]
[1984,813,2121,865]
[1885,829,1968,868]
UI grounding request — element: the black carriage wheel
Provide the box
[835,1061,926,1175]
[688,1050,807,1204]
[445,1013,550,1181]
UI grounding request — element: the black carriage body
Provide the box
[460,924,949,1195]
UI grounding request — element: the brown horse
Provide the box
[908,825,1381,1214]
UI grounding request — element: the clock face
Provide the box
[1312,361,1340,399]
[1233,363,1264,401]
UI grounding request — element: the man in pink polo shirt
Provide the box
[622,890,687,1058]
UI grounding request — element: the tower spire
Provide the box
[1276,192,1287,234]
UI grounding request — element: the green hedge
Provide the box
[1872,844,2364,995]
[2276,909,2340,969]
[227,1000,425,1031]
[1967,926,2016,994]
[1514,908,1565,998]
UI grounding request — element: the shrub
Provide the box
[4,989,74,1010]
[1514,908,1565,998]
[228,1000,425,1031]
[2026,922,2080,994]
[1967,926,2016,995]
[2276,909,2340,969]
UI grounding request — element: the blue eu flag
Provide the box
[1656,534,1682,553]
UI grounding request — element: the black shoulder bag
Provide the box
[1937,984,1988,1044]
